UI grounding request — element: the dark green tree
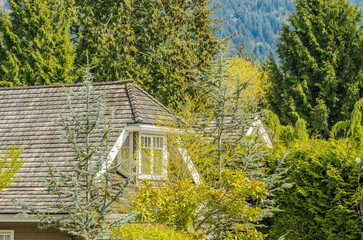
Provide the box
[0,0,75,87]
[73,0,220,108]
[265,0,362,136]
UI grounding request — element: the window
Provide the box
[0,231,14,240]
[139,135,166,179]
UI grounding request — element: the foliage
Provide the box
[13,70,133,240]
[214,0,361,61]
[225,55,269,108]
[134,174,266,240]
[332,98,363,148]
[196,43,291,227]
[132,96,267,240]
[212,0,294,61]
[266,137,362,239]
[0,144,25,192]
[73,0,220,109]
[265,0,363,137]
[0,0,75,87]
[110,223,194,240]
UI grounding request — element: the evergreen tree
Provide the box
[0,0,75,87]
[266,0,362,136]
[73,0,220,108]
[196,42,291,230]
[14,70,133,240]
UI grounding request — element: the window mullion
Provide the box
[151,136,154,175]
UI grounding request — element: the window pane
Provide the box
[141,136,151,148]
[141,148,151,175]
[5,235,10,240]
[0,235,5,240]
[154,148,164,175]
[153,137,163,149]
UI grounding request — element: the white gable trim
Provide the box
[246,118,273,148]
[108,129,129,163]
[178,146,201,185]
[177,137,201,185]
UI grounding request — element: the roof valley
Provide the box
[126,83,142,123]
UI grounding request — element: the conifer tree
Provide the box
[14,70,133,240]
[266,0,362,136]
[197,42,291,227]
[73,0,220,108]
[0,0,75,87]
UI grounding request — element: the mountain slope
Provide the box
[213,0,362,61]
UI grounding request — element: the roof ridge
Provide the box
[131,84,175,117]
[0,80,133,91]
[126,83,142,123]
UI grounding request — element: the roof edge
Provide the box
[0,79,134,91]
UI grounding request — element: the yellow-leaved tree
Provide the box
[225,55,268,108]
[0,145,26,192]
[131,96,267,240]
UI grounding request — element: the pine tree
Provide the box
[0,0,75,87]
[266,0,362,136]
[14,70,133,240]
[73,0,220,108]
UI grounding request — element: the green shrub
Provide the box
[267,138,362,239]
[110,223,194,240]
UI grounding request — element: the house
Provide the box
[0,81,271,240]
[0,81,195,240]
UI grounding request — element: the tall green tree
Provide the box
[73,0,220,108]
[266,0,362,136]
[0,0,75,87]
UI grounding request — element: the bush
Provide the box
[109,223,194,240]
[267,138,362,239]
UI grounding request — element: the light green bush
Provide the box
[110,223,194,240]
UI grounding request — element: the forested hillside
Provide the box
[213,0,293,60]
[213,0,361,61]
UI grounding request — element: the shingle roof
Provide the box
[0,80,174,214]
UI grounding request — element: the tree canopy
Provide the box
[265,0,362,136]
[73,0,220,108]
[0,0,75,87]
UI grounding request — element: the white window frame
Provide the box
[138,134,167,180]
[0,230,14,240]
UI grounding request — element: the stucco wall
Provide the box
[0,222,71,240]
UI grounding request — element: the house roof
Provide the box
[0,80,174,214]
